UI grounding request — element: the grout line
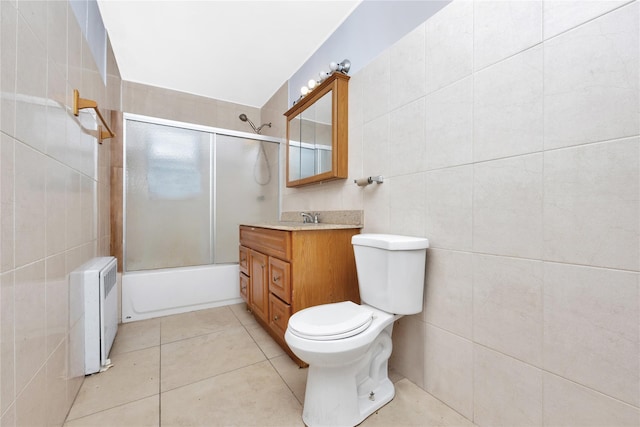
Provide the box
[266,356,306,407]
[64,395,159,424]
[425,247,640,275]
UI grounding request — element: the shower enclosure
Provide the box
[121,114,280,321]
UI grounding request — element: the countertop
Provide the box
[241,222,363,231]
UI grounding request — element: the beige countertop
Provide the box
[241,222,363,231]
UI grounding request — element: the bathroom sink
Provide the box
[241,221,362,231]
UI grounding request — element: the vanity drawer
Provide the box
[240,226,291,260]
[269,257,291,304]
[239,246,249,275]
[239,272,249,303]
[269,294,291,338]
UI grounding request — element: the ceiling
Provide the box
[97,1,361,108]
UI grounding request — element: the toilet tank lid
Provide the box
[352,234,429,250]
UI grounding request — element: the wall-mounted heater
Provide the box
[71,257,118,375]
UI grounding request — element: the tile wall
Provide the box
[0,1,120,425]
[121,81,280,136]
[282,0,640,425]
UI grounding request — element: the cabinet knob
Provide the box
[273,275,280,282]
[273,315,280,321]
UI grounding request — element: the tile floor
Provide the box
[64,304,474,426]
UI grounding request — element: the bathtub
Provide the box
[121,264,242,322]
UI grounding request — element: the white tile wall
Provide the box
[362,114,390,178]
[473,154,543,259]
[423,249,473,338]
[543,372,640,427]
[387,173,426,237]
[0,0,119,424]
[543,262,639,407]
[473,254,543,367]
[543,0,634,40]
[425,0,473,94]
[390,24,425,110]
[362,51,391,123]
[474,345,543,427]
[389,98,426,176]
[387,315,425,389]
[282,0,640,425]
[473,0,543,71]
[423,324,473,419]
[424,165,473,251]
[473,46,543,162]
[543,2,639,150]
[543,137,639,271]
[424,77,473,170]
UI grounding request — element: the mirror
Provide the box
[285,73,349,187]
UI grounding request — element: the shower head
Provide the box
[238,113,271,134]
[256,122,272,133]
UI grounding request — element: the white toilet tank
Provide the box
[352,234,429,315]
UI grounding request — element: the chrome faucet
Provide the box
[301,212,320,224]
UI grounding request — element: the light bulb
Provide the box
[308,79,316,90]
[329,61,338,72]
[318,71,328,81]
[300,86,309,96]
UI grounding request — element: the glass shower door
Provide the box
[214,134,279,263]
[125,120,212,271]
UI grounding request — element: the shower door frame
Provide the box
[122,113,283,273]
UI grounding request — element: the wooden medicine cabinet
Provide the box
[284,72,349,187]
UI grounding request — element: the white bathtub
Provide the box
[121,264,242,322]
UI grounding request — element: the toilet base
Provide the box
[301,327,395,427]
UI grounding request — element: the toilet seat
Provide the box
[288,301,374,341]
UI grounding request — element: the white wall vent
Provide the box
[71,257,118,375]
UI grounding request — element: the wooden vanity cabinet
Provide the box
[239,225,360,365]
[239,246,249,302]
[249,250,269,323]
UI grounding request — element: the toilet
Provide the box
[284,233,429,427]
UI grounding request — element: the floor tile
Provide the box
[361,379,476,427]
[270,354,308,405]
[110,317,160,356]
[64,396,159,427]
[160,306,241,344]
[245,322,286,359]
[66,305,475,427]
[229,302,257,326]
[66,347,160,420]
[161,361,304,427]
[161,325,265,392]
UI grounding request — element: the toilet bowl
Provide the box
[285,302,399,427]
[284,234,429,427]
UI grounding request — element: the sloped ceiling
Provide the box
[98,0,361,108]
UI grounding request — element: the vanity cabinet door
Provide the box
[249,250,269,322]
[239,273,249,303]
[239,246,249,275]
[269,257,291,304]
[269,294,291,338]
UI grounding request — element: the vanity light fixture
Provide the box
[330,59,351,74]
[294,59,351,106]
[319,70,330,82]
